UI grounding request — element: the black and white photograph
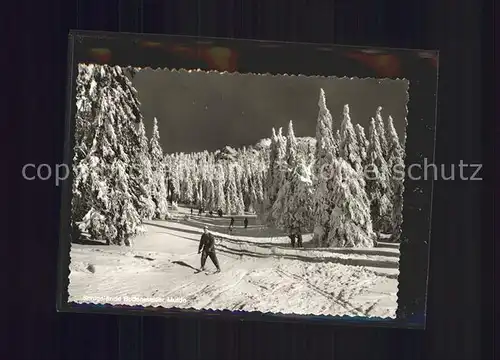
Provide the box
[68,64,408,319]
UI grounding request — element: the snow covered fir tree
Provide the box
[68,65,410,318]
[71,64,146,246]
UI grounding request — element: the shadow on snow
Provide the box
[149,221,399,259]
[172,260,199,271]
[152,223,398,271]
[176,217,286,238]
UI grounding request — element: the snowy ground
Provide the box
[68,206,400,318]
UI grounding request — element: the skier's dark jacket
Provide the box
[199,232,216,253]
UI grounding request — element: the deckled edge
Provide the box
[395,77,410,321]
[77,62,411,83]
[67,302,398,322]
[66,62,409,323]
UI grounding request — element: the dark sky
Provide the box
[132,69,408,154]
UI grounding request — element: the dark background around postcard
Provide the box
[5,1,491,360]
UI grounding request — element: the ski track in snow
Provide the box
[68,207,399,318]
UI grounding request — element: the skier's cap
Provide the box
[203,226,208,230]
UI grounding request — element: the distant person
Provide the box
[244,217,249,229]
[209,210,213,217]
[198,226,221,273]
[218,209,223,217]
[288,232,296,248]
[229,217,235,233]
[198,207,202,216]
[296,227,303,248]
[190,208,193,215]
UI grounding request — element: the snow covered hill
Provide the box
[68,207,399,318]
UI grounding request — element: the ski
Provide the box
[205,270,221,275]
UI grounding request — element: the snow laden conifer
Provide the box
[224,164,244,215]
[233,163,246,213]
[265,128,280,205]
[163,154,173,202]
[214,163,227,212]
[355,124,369,168]
[240,153,252,211]
[275,127,288,188]
[246,147,266,213]
[74,111,136,245]
[263,127,286,224]
[73,65,96,168]
[272,120,298,230]
[181,165,195,205]
[326,158,374,247]
[386,115,405,242]
[200,153,210,208]
[131,119,156,220]
[366,118,392,234]
[205,173,216,211]
[149,117,170,219]
[272,122,315,235]
[72,64,143,246]
[385,115,405,172]
[314,89,335,174]
[333,130,341,158]
[249,170,265,212]
[108,159,143,246]
[72,65,104,238]
[247,150,264,211]
[194,159,204,207]
[304,138,317,164]
[339,104,362,173]
[312,89,336,246]
[169,156,181,203]
[201,156,216,211]
[196,180,204,209]
[285,120,298,169]
[375,106,389,160]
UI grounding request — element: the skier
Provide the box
[296,227,303,248]
[198,207,202,216]
[244,217,249,229]
[190,208,193,215]
[218,209,223,217]
[229,217,235,233]
[198,226,221,273]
